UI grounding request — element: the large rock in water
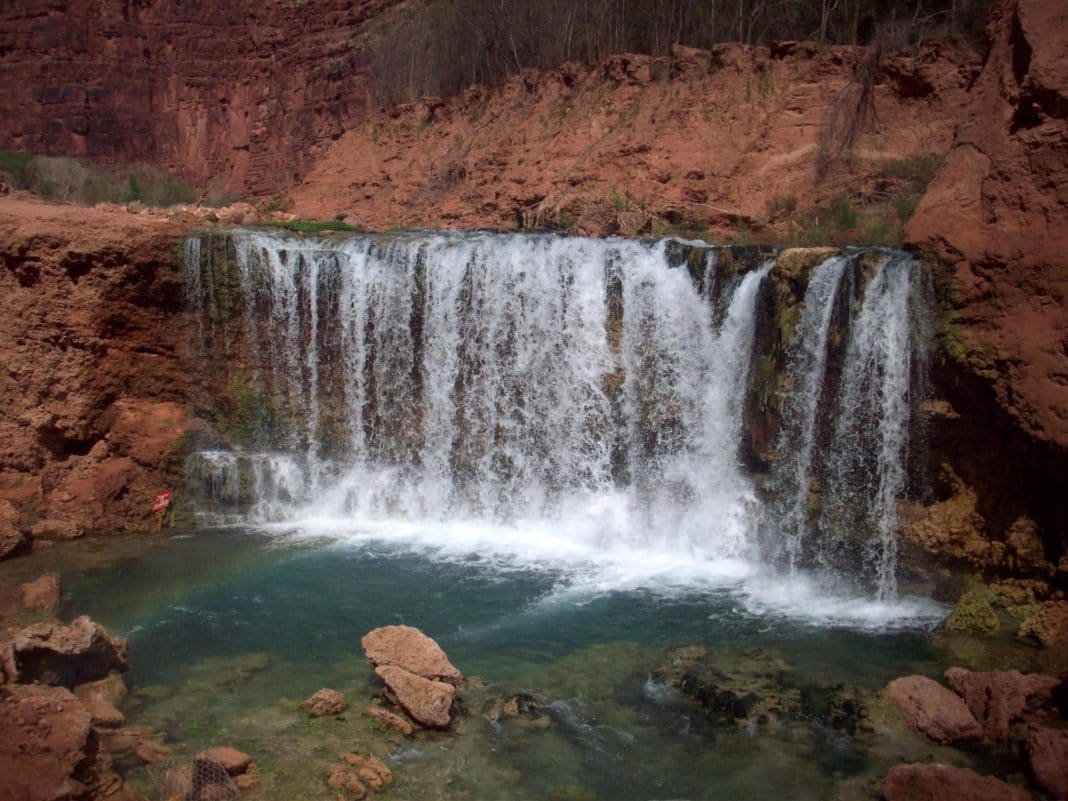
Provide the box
[0,615,128,687]
[374,664,455,728]
[361,625,463,685]
[945,667,1057,741]
[882,764,1031,801]
[0,684,131,801]
[885,676,982,743]
[361,626,462,728]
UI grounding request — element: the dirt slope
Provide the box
[290,42,979,234]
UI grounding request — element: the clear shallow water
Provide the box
[52,527,952,801]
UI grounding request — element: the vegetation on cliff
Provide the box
[368,0,990,104]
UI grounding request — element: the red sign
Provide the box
[151,490,173,514]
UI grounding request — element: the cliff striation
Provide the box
[0,0,400,194]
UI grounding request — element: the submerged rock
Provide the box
[652,645,862,731]
[885,676,982,743]
[300,687,348,717]
[327,765,367,799]
[944,667,1057,741]
[1029,727,1068,800]
[1,615,128,687]
[18,572,60,611]
[363,705,415,735]
[196,746,254,776]
[375,664,455,728]
[339,753,393,790]
[361,625,463,685]
[881,763,1031,801]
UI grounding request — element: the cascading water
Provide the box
[184,230,937,624]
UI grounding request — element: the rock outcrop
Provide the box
[374,664,455,728]
[0,498,28,559]
[0,197,189,536]
[0,684,131,801]
[362,705,414,736]
[1029,727,1068,800]
[362,625,461,728]
[1019,601,1068,646]
[0,615,128,687]
[907,0,1068,579]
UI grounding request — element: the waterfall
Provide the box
[816,253,928,599]
[770,255,850,571]
[184,231,931,603]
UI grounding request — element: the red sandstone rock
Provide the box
[0,499,27,559]
[881,763,1031,801]
[196,746,254,776]
[363,705,415,735]
[1020,602,1068,647]
[18,571,60,611]
[0,198,190,535]
[375,664,455,728]
[0,1,404,195]
[1,615,128,687]
[886,675,982,743]
[1029,727,1068,800]
[299,687,349,717]
[0,683,131,801]
[361,624,463,684]
[907,0,1068,451]
[945,667,1057,740]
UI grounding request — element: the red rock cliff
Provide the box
[904,0,1067,577]
[0,0,400,194]
[0,197,188,538]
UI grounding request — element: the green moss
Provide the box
[216,379,293,448]
[942,587,1001,635]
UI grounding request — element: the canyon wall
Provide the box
[0,199,188,538]
[905,0,1068,580]
[0,0,400,194]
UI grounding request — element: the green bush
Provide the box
[830,195,859,233]
[0,150,33,187]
